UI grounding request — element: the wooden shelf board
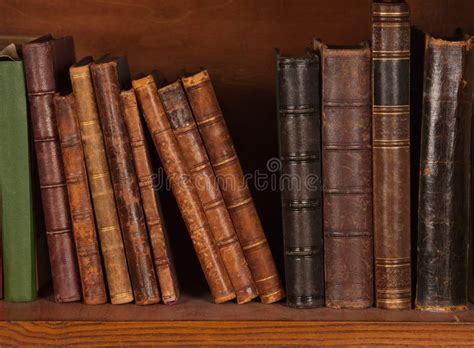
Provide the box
[1,295,474,345]
[1,320,474,346]
[1,294,474,322]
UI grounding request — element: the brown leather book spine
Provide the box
[132,75,236,303]
[70,64,133,304]
[54,94,107,305]
[121,89,180,305]
[315,40,374,309]
[158,82,258,304]
[90,61,160,305]
[372,1,412,310]
[182,70,285,304]
[23,37,81,302]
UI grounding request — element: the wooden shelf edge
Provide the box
[0,320,473,346]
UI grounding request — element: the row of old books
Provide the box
[0,34,285,305]
[277,0,474,311]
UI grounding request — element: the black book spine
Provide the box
[416,35,473,311]
[276,50,324,308]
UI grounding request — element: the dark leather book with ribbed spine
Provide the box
[54,94,107,305]
[158,81,257,304]
[275,50,324,308]
[315,40,373,309]
[133,75,236,303]
[90,58,160,305]
[23,35,81,302]
[416,35,473,312]
[120,88,180,305]
[70,59,133,304]
[372,1,411,310]
[182,70,285,304]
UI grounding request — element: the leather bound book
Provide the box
[0,43,36,302]
[23,36,81,302]
[182,70,285,304]
[121,89,180,305]
[90,58,160,305]
[315,40,373,309]
[372,1,411,310]
[70,59,133,304]
[275,50,324,308]
[132,75,236,303]
[158,82,257,304]
[416,35,473,312]
[55,94,107,305]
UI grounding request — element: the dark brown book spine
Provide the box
[70,63,133,305]
[416,35,473,312]
[372,1,412,310]
[315,40,373,309]
[120,89,180,305]
[182,70,285,304]
[55,94,107,305]
[132,75,236,304]
[90,61,160,305]
[276,50,324,308]
[23,37,81,302]
[158,81,257,304]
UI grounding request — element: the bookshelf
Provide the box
[1,0,474,345]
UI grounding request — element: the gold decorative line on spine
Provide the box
[372,57,410,61]
[80,120,98,126]
[373,146,410,149]
[373,139,410,143]
[260,289,284,300]
[256,274,278,283]
[197,114,222,127]
[376,263,410,268]
[372,23,410,27]
[376,257,411,260]
[99,225,120,232]
[90,172,109,180]
[190,162,211,173]
[71,73,89,79]
[377,298,411,303]
[378,288,411,293]
[373,105,410,108]
[372,50,410,53]
[242,239,266,251]
[227,197,252,210]
[373,12,410,16]
[213,154,238,169]
[373,111,410,115]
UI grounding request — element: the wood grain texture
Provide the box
[0,320,474,346]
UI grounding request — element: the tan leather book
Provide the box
[90,58,160,305]
[120,89,180,305]
[182,70,285,304]
[70,59,133,304]
[54,93,107,305]
[132,75,236,303]
[158,81,257,304]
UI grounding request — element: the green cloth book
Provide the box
[0,43,36,302]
